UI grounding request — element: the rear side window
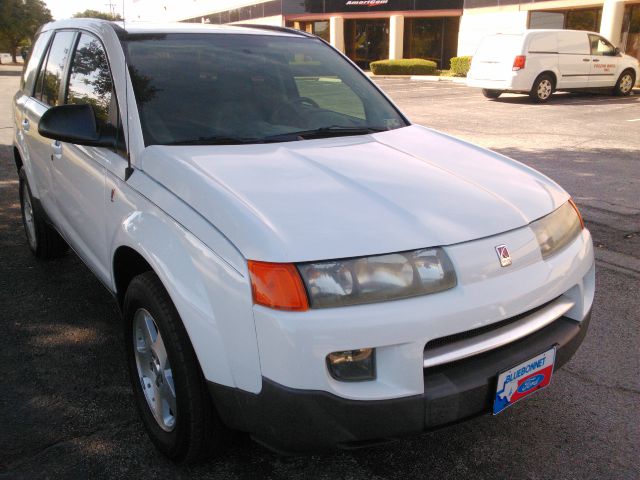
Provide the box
[34,31,76,106]
[589,34,616,56]
[21,30,53,93]
[66,33,115,128]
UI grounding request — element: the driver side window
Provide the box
[66,33,118,130]
[589,35,616,56]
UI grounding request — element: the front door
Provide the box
[588,34,620,87]
[50,32,124,284]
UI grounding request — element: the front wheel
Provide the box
[124,272,225,463]
[613,70,635,96]
[529,74,554,103]
[482,89,502,99]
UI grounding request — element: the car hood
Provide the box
[139,125,568,262]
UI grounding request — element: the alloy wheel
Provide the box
[537,79,552,100]
[21,185,37,250]
[133,308,177,432]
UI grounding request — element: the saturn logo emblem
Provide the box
[495,244,512,267]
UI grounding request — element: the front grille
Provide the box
[424,297,560,353]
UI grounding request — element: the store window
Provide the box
[345,19,390,70]
[529,8,602,32]
[622,4,640,61]
[403,17,459,69]
[287,20,330,42]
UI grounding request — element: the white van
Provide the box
[467,29,639,102]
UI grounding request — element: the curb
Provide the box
[367,72,467,84]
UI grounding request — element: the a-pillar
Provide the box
[600,0,625,46]
[389,15,404,60]
[330,16,345,53]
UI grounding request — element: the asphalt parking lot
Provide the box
[1,66,639,479]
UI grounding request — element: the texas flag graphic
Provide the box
[493,348,556,415]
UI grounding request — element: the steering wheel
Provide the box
[270,96,320,125]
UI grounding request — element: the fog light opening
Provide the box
[326,348,376,382]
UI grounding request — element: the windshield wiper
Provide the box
[164,135,264,146]
[264,126,387,143]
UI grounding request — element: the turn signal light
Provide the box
[248,261,309,311]
[569,198,585,229]
[513,55,526,71]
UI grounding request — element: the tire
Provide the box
[613,70,635,96]
[18,167,68,259]
[123,272,224,463]
[529,74,554,103]
[482,89,502,99]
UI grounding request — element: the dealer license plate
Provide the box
[493,347,556,415]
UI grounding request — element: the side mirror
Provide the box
[38,104,124,149]
[613,47,621,56]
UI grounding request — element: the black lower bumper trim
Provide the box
[208,310,591,453]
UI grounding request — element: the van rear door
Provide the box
[470,34,522,81]
[557,31,591,88]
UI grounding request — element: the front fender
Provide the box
[109,196,261,394]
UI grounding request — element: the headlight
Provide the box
[530,200,584,259]
[297,248,456,308]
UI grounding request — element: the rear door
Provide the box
[22,30,76,222]
[470,34,522,81]
[50,32,124,284]
[588,34,620,87]
[556,31,591,88]
[14,29,53,196]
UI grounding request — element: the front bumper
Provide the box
[209,308,591,453]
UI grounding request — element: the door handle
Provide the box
[51,140,62,161]
[21,119,30,131]
[583,58,591,62]
[593,58,600,62]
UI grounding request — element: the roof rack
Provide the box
[234,24,314,38]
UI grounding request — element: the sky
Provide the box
[44,0,254,21]
[44,0,125,20]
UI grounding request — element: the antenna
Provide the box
[122,0,133,180]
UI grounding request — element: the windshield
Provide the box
[123,33,408,146]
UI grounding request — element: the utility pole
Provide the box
[105,1,117,18]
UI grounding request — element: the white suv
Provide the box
[13,19,595,462]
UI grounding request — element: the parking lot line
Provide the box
[626,118,640,122]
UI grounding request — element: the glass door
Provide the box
[345,19,390,69]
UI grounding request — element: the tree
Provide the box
[0,0,52,63]
[72,9,122,21]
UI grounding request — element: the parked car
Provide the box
[13,19,595,463]
[467,29,640,102]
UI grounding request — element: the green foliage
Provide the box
[0,0,52,62]
[369,58,438,76]
[450,56,472,77]
[72,9,123,21]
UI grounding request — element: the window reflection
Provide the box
[67,34,114,126]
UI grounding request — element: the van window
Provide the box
[66,33,115,128]
[35,31,76,106]
[589,35,616,56]
[474,35,521,61]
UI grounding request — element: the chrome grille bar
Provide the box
[423,297,575,369]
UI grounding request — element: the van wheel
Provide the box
[124,272,225,463]
[613,70,635,96]
[529,74,554,103]
[482,89,502,99]
[18,167,68,259]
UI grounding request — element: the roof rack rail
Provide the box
[234,24,314,38]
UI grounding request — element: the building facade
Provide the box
[128,0,640,68]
